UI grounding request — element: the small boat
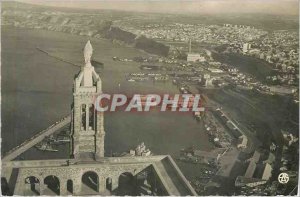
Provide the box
[46,134,70,145]
[46,135,56,142]
[35,142,58,152]
[56,135,70,143]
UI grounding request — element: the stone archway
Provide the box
[117,172,135,195]
[106,177,112,191]
[44,175,60,195]
[82,171,99,194]
[67,179,73,194]
[24,176,40,195]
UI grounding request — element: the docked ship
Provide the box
[35,142,58,152]
[113,142,152,157]
[56,135,70,143]
[132,142,152,156]
[45,134,70,145]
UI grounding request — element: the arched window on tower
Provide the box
[89,104,95,130]
[81,104,86,131]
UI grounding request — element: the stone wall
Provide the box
[14,163,150,195]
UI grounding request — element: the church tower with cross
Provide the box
[70,40,105,160]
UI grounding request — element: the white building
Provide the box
[269,86,297,95]
[203,74,210,79]
[262,163,272,180]
[187,39,205,62]
[208,68,224,73]
[187,53,205,62]
[235,176,267,188]
[242,43,251,53]
[237,135,248,149]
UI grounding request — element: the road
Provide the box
[154,156,197,196]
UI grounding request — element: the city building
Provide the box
[244,151,261,178]
[187,53,205,62]
[261,163,273,180]
[263,153,275,165]
[187,39,205,62]
[242,43,251,53]
[237,135,248,149]
[269,86,297,95]
[208,68,224,73]
[235,176,267,188]
[237,150,272,186]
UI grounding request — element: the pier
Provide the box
[2,115,71,161]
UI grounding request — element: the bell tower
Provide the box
[70,40,104,160]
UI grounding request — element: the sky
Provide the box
[16,0,299,15]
